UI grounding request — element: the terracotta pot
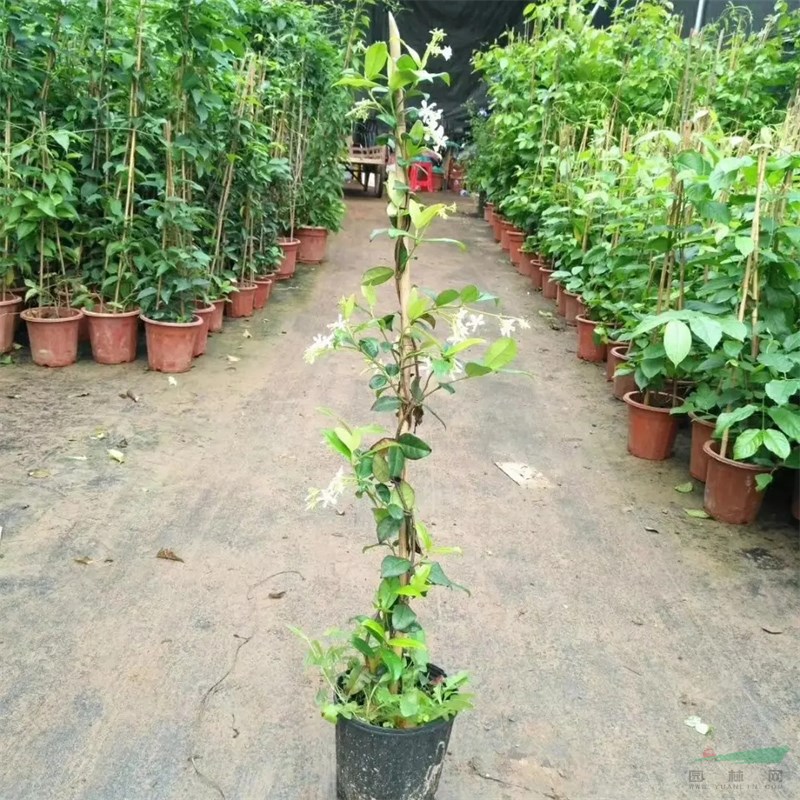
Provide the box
[575,315,607,362]
[21,307,82,367]
[141,314,202,373]
[703,440,771,524]
[484,202,493,223]
[563,291,580,326]
[253,276,274,310]
[276,237,300,279]
[209,299,225,333]
[10,286,27,302]
[193,303,215,357]
[507,230,526,269]
[555,283,566,316]
[541,268,557,300]
[576,297,588,318]
[518,251,533,278]
[530,259,542,291]
[0,295,23,353]
[83,307,139,365]
[491,215,503,243]
[689,414,716,482]
[228,283,257,318]
[613,370,637,401]
[500,221,512,253]
[606,343,627,381]
[432,173,443,191]
[297,226,328,264]
[623,391,679,461]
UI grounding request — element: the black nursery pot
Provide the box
[335,665,456,800]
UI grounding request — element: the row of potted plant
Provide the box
[0,0,353,371]
[1,232,325,372]
[467,1,799,525]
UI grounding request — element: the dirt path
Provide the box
[1,193,797,800]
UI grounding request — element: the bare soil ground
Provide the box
[1,192,798,800]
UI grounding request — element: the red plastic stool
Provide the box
[409,161,435,193]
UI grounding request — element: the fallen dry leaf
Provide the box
[168,376,178,387]
[156,548,184,563]
[28,468,50,479]
[226,354,240,362]
[65,455,88,461]
[74,556,93,565]
[761,626,784,635]
[120,389,139,403]
[107,448,125,463]
[91,428,107,440]
[268,591,286,599]
[243,329,252,339]
[644,526,659,533]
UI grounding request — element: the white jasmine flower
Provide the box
[327,314,347,332]
[465,313,485,333]
[304,332,335,363]
[499,317,517,337]
[319,466,347,509]
[441,45,452,61]
[447,307,469,344]
[518,317,531,330]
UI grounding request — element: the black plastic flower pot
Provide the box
[335,714,454,800]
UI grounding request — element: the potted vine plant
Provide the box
[295,22,527,799]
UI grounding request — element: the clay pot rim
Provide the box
[254,275,275,283]
[575,314,599,326]
[689,412,716,429]
[194,303,215,314]
[563,290,580,299]
[232,282,257,292]
[297,225,328,233]
[0,294,23,306]
[507,230,525,239]
[702,439,772,472]
[610,344,631,360]
[140,313,202,328]
[278,237,301,247]
[622,391,677,413]
[540,267,554,274]
[21,307,83,322]
[82,306,140,319]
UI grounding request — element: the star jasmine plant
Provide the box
[294,18,528,731]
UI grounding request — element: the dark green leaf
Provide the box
[397,433,431,460]
[381,555,412,578]
[391,603,417,631]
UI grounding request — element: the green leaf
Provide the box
[699,200,731,225]
[715,405,757,434]
[362,266,394,286]
[372,396,401,413]
[685,509,711,519]
[428,562,469,594]
[386,636,425,649]
[717,317,747,341]
[387,445,405,477]
[381,555,412,578]
[364,41,388,79]
[381,649,403,681]
[351,636,375,659]
[323,429,352,459]
[755,473,774,492]
[377,516,402,543]
[674,482,693,494]
[359,338,380,359]
[464,362,492,377]
[762,429,791,460]
[397,433,431,460]
[391,603,417,631]
[50,130,70,152]
[387,503,405,520]
[435,289,459,307]
[764,379,800,406]
[483,337,518,371]
[372,453,390,483]
[663,319,692,366]
[734,235,755,258]
[688,316,723,351]
[733,429,762,460]
[767,407,800,441]
[397,480,415,508]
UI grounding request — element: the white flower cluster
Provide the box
[349,98,374,122]
[428,29,452,61]
[303,315,349,364]
[417,100,447,153]
[499,316,531,336]
[447,308,487,344]
[306,467,347,510]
